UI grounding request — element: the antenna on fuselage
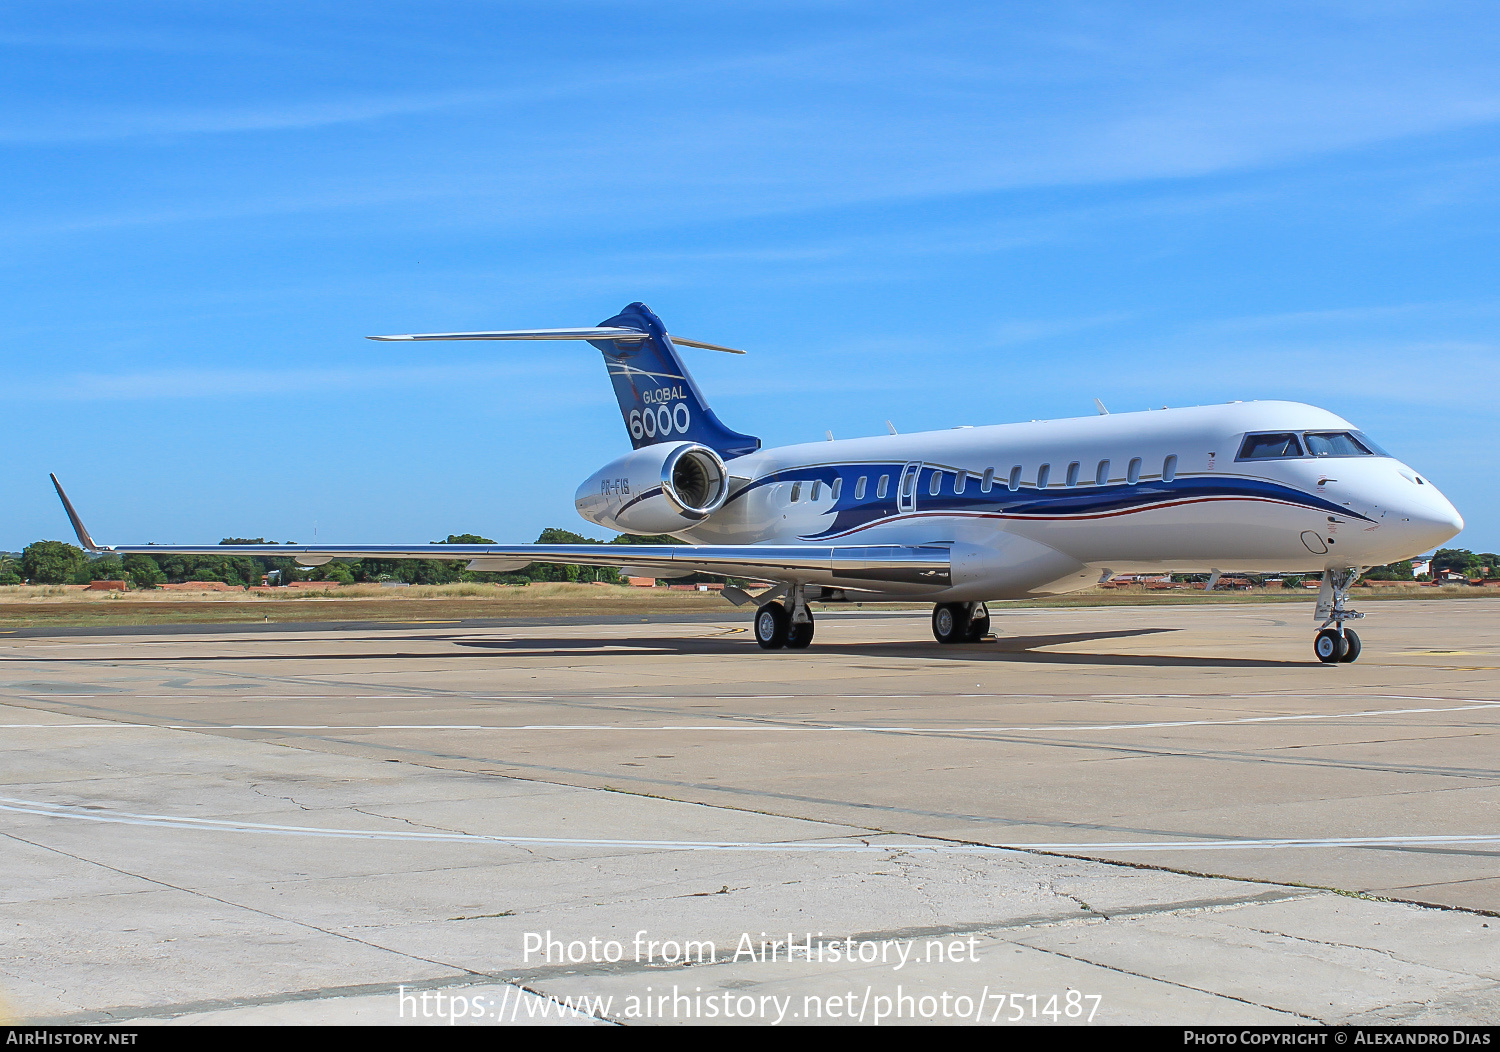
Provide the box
[1094,399,1110,416]
[886,420,898,435]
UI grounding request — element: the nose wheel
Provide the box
[1313,568,1367,663]
[1314,628,1345,663]
[1315,627,1361,663]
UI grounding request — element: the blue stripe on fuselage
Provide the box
[719,462,1369,541]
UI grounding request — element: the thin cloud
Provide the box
[2,361,580,402]
[0,91,498,145]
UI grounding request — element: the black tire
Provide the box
[932,603,970,644]
[966,604,991,642]
[755,602,789,650]
[1314,628,1347,664]
[1337,628,1361,663]
[786,617,815,649]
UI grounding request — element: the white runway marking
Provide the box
[2,796,1496,855]
[7,692,1491,702]
[3,699,1496,734]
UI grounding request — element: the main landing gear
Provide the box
[755,585,814,650]
[1314,567,1366,664]
[932,602,991,644]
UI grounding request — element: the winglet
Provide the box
[49,474,102,552]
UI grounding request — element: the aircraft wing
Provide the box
[53,472,949,592]
[55,474,948,591]
[100,541,951,591]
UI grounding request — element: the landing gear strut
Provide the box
[756,585,814,650]
[932,602,991,644]
[1314,567,1366,664]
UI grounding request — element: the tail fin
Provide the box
[589,303,759,459]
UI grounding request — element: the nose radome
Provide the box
[1441,502,1463,536]
[1433,502,1464,540]
[1406,486,1464,550]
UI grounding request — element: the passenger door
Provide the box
[898,462,922,514]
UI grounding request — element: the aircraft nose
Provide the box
[1396,483,1464,551]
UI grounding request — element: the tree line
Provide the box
[0,529,711,588]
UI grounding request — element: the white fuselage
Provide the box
[577,401,1463,601]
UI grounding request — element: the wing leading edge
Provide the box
[100,542,951,591]
[49,475,950,591]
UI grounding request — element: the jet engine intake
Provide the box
[660,443,728,517]
[575,441,731,535]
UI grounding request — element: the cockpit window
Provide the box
[1304,431,1373,457]
[1238,433,1303,460]
[1351,431,1390,457]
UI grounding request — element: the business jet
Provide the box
[51,302,1463,663]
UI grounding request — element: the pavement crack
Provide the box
[1021,943,1323,1023]
[250,784,313,811]
[346,805,544,856]
[1239,927,1484,979]
[1053,888,1109,920]
[2,830,483,980]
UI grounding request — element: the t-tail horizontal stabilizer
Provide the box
[369,301,759,459]
[367,327,745,354]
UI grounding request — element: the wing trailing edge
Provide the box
[100,542,951,590]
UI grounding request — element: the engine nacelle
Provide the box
[575,441,730,535]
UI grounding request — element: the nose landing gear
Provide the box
[932,602,991,644]
[1313,568,1367,663]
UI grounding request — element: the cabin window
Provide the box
[876,474,889,499]
[1127,457,1142,485]
[954,472,966,495]
[830,478,843,501]
[855,476,867,500]
[901,471,916,499]
[1162,454,1178,482]
[790,482,801,502]
[1007,465,1022,492]
[1066,462,1080,487]
[1095,460,1110,486]
[810,480,822,501]
[1238,433,1303,460]
[929,471,942,496]
[1036,463,1051,489]
[981,468,994,493]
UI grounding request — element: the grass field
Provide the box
[0,582,729,629]
[0,580,1487,630]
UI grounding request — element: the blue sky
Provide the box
[3,1,1497,553]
